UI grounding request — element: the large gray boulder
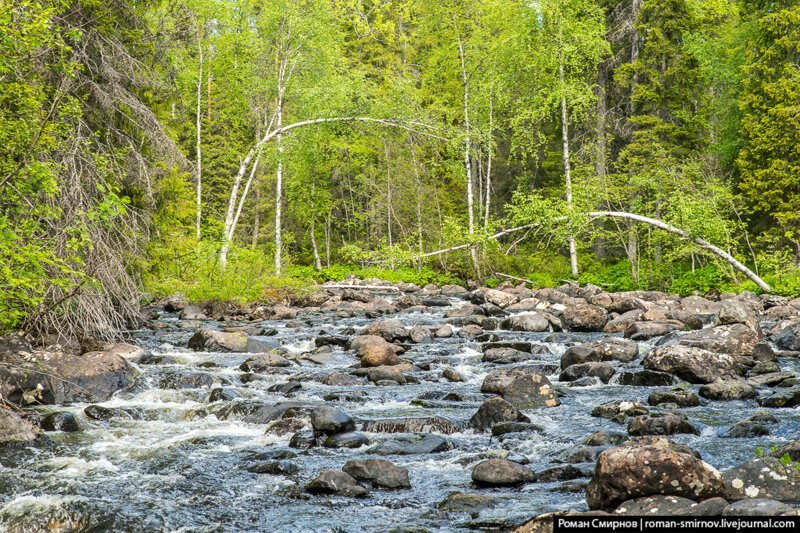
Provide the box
[586,437,724,510]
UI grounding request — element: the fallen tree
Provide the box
[418,210,771,292]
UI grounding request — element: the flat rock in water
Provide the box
[342,459,410,489]
[305,470,369,497]
[471,458,535,487]
[367,433,454,455]
[361,416,459,435]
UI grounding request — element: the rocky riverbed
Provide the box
[0,280,799,531]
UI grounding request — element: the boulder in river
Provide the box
[502,374,560,409]
[310,406,356,435]
[586,436,724,510]
[647,390,700,407]
[591,400,648,423]
[501,313,550,332]
[624,320,684,340]
[723,457,800,502]
[343,459,410,489]
[305,470,369,497]
[561,304,608,332]
[677,324,761,357]
[643,345,742,384]
[559,362,615,384]
[698,377,756,401]
[627,413,700,436]
[367,433,454,455]
[361,416,458,434]
[188,329,248,352]
[468,397,529,432]
[472,458,535,487]
[0,409,39,445]
[351,335,400,367]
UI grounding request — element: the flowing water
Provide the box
[1,293,799,532]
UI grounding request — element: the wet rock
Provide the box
[534,464,590,483]
[360,319,408,342]
[613,495,698,516]
[438,492,497,512]
[247,460,299,476]
[491,422,543,436]
[758,388,800,408]
[442,368,463,382]
[310,406,355,435]
[445,304,485,318]
[159,371,214,390]
[305,470,369,498]
[322,372,363,386]
[648,390,700,407]
[268,382,301,395]
[559,362,615,384]
[368,433,454,455]
[583,431,626,447]
[748,371,795,387]
[314,335,350,348]
[699,377,756,401]
[477,288,519,308]
[40,411,82,432]
[624,320,685,340]
[586,436,724,510]
[240,352,293,372]
[162,294,187,312]
[678,324,761,357]
[591,400,648,423]
[472,459,535,487]
[0,409,39,444]
[288,429,317,449]
[559,445,610,464]
[434,325,453,338]
[643,345,742,384]
[409,325,432,343]
[187,329,248,352]
[353,335,400,367]
[719,300,760,333]
[83,404,135,421]
[502,313,550,332]
[722,421,771,439]
[107,343,150,364]
[324,432,370,449]
[774,325,800,351]
[367,365,407,384]
[722,498,793,516]
[468,397,529,432]
[441,284,468,297]
[457,324,485,339]
[343,459,410,489]
[617,370,677,387]
[561,339,638,369]
[500,373,560,409]
[483,348,538,364]
[362,416,459,435]
[627,413,699,436]
[179,305,208,320]
[603,309,644,334]
[561,305,608,332]
[271,305,299,320]
[723,457,800,502]
[265,418,306,436]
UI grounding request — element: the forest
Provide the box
[2,0,799,334]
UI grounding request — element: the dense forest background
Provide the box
[2,0,800,338]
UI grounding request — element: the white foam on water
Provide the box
[47,456,119,477]
[0,494,87,515]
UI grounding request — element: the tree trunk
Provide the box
[217,116,441,267]
[195,32,203,240]
[560,62,579,277]
[230,149,262,241]
[275,105,283,275]
[251,188,260,248]
[417,211,772,292]
[484,92,493,230]
[455,17,479,274]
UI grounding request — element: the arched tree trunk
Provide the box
[417,210,771,292]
